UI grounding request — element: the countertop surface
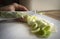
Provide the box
[41,10,60,20]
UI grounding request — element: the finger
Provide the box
[0,5,15,11]
[9,6,15,11]
[19,6,28,11]
[15,5,28,11]
[11,3,28,11]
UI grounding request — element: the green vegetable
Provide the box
[27,17,52,38]
[0,12,55,38]
[31,27,40,33]
[0,12,26,18]
[0,12,17,18]
[42,26,50,31]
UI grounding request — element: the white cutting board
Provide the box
[0,14,60,39]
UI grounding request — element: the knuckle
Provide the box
[12,3,18,6]
[8,6,15,10]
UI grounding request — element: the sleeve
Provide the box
[0,0,3,7]
[2,0,19,5]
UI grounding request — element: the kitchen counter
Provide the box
[40,10,60,21]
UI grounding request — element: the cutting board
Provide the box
[0,13,60,39]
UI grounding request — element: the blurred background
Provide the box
[0,0,60,11]
[0,0,60,20]
[19,0,60,11]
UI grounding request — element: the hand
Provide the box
[0,3,28,11]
